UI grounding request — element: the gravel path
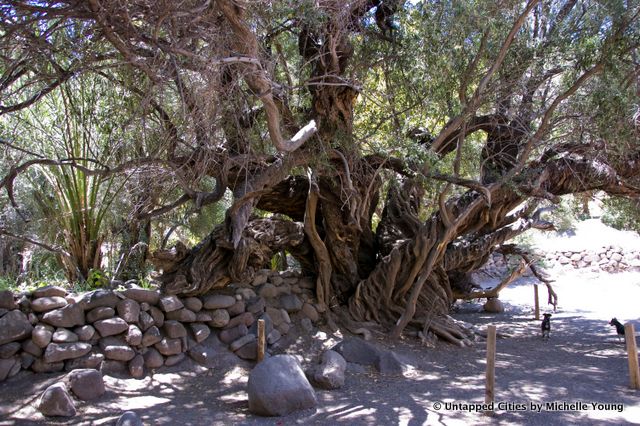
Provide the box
[2,269,640,425]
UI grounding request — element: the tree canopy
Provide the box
[1,0,639,341]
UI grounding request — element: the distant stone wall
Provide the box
[0,269,322,382]
[485,246,640,274]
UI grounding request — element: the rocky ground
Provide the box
[1,222,640,425]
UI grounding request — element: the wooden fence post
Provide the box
[534,284,540,320]
[257,319,266,362]
[624,323,640,389]
[485,325,496,415]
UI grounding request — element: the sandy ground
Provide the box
[2,220,640,425]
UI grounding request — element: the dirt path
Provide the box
[2,269,640,425]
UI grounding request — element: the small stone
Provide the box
[0,290,16,310]
[74,325,96,341]
[64,352,104,371]
[230,334,256,351]
[52,328,79,343]
[267,329,282,345]
[104,345,136,361]
[138,311,155,331]
[227,300,246,316]
[31,359,65,373]
[42,303,85,328]
[190,323,210,343]
[38,382,76,417]
[86,306,115,323]
[158,295,183,313]
[148,306,165,328]
[219,324,248,344]
[95,317,129,337]
[44,342,92,363]
[0,310,33,345]
[182,297,203,312]
[0,342,21,358]
[141,326,162,347]
[163,320,187,338]
[279,294,303,313]
[196,311,213,322]
[208,309,230,328]
[126,325,143,346]
[165,308,196,322]
[252,273,269,286]
[143,348,164,369]
[117,299,141,323]
[246,297,266,314]
[79,290,119,311]
[164,353,185,367]
[33,285,67,298]
[202,294,235,310]
[258,283,278,299]
[235,340,258,360]
[155,338,182,356]
[236,288,257,300]
[301,303,319,322]
[67,368,105,400]
[128,355,145,379]
[116,411,143,426]
[224,312,254,329]
[120,287,160,305]
[21,339,43,357]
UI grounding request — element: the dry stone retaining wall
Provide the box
[0,269,321,382]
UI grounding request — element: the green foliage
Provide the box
[602,197,640,233]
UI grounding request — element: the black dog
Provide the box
[610,318,625,342]
[541,313,552,340]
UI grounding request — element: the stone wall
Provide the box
[484,246,640,274]
[0,269,322,382]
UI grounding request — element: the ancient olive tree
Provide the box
[1,0,639,342]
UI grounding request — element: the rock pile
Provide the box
[0,269,322,382]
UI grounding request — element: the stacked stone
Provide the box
[542,246,640,272]
[0,268,323,382]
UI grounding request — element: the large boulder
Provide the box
[44,342,92,363]
[120,287,160,305]
[483,298,505,313]
[67,368,105,400]
[79,290,119,311]
[332,337,381,366]
[0,310,33,345]
[313,350,346,389]
[33,285,67,298]
[31,296,67,313]
[37,382,76,417]
[0,290,16,310]
[94,317,129,337]
[0,356,21,381]
[42,303,85,328]
[248,354,317,416]
[116,299,140,323]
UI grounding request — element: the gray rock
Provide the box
[117,299,140,323]
[190,323,210,343]
[21,339,43,357]
[235,340,258,360]
[128,354,145,378]
[236,288,257,300]
[227,300,246,316]
[219,324,248,344]
[0,341,21,358]
[141,326,162,347]
[483,298,505,313]
[158,295,183,313]
[230,334,256,352]
[258,283,278,299]
[155,338,182,356]
[94,317,129,337]
[120,287,160,305]
[182,297,203,312]
[249,313,273,336]
[165,308,196,322]
[163,320,187,338]
[31,358,65,373]
[67,368,105,400]
[31,296,68,313]
[38,382,76,417]
[116,410,143,426]
[104,345,136,361]
[86,306,115,323]
[42,303,85,328]
[252,272,269,286]
[208,309,230,328]
[74,325,96,341]
[44,342,92,363]
[332,338,381,366]
[126,324,143,346]
[0,310,33,345]
[64,352,104,371]
[0,356,21,381]
[225,312,254,329]
[202,294,235,310]
[100,360,128,375]
[376,352,405,375]
[314,350,346,389]
[99,335,127,350]
[300,318,314,333]
[21,352,35,370]
[0,290,16,310]
[266,307,286,326]
[267,329,282,345]
[279,294,303,313]
[195,311,213,322]
[301,303,319,322]
[79,290,119,311]
[164,353,185,367]
[143,348,164,368]
[148,306,164,328]
[33,285,67,298]
[32,324,54,348]
[246,297,266,314]
[248,355,317,416]
[52,328,79,343]
[138,311,155,331]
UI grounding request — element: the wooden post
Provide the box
[624,323,640,389]
[533,284,540,320]
[257,319,266,362]
[485,325,497,415]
